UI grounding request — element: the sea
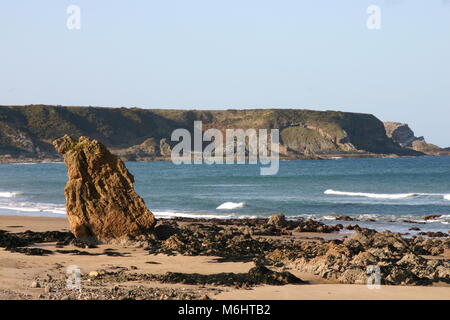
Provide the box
[0,156,449,235]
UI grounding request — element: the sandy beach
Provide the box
[1,215,448,300]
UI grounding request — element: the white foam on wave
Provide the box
[0,192,22,198]
[325,189,450,201]
[0,203,66,215]
[10,161,64,165]
[324,189,418,200]
[10,163,37,165]
[356,213,379,220]
[153,210,256,220]
[216,202,246,210]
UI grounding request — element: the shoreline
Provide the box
[1,212,448,238]
[0,153,434,165]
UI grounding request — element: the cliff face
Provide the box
[384,122,449,156]
[0,105,421,162]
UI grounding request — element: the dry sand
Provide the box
[0,215,449,300]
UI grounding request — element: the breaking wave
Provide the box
[0,203,66,215]
[324,189,418,199]
[0,192,22,198]
[216,202,246,210]
[154,211,232,219]
[325,189,450,201]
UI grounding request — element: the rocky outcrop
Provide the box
[268,230,450,285]
[3,216,449,286]
[384,122,449,155]
[120,264,305,287]
[145,218,449,285]
[53,135,156,242]
[113,138,174,161]
[384,122,419,148]
[267,214,287,228]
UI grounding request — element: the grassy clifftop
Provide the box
[0,105,419,161]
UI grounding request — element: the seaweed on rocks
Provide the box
[15,230,74,244]
[145,223,287,258]
[55,249,97,256]
[87,264,305,288]
[8,247,53,256]
[35,276,216,300]
[153,265,305,287]
[0,229,74,255]
[266,229,450,285]
[0,230,30,249]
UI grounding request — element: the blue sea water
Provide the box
[0,156,449,234]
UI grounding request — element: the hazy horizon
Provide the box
[1,1,449,146]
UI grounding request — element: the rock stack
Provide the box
[53,135,156,242]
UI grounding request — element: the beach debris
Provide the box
[53,135,156,242]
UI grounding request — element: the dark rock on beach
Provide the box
[16,230,73,244]
[155,264,305,287]
[336,216,355,221]
[267,214,288,228]
[140,217,450,286]
[152,222,179,241]
[8,247,53,256]
[422,215,442,221]
[0,230,30,249]
[0,229,73,254]
[417,231,449,238]
[267,229,450,285]
[402,220,426,225]
[86,263,305,288]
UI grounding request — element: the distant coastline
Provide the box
[1,105,448,164]
[0,152,419,165]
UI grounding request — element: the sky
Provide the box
[0,1,449,146]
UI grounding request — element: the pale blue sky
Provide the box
[1,1,449,146]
